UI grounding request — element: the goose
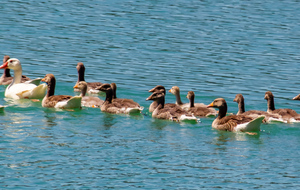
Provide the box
[148,85,178,112]
[110,82,141,107]
[264,91,300,123]
[0,55,32,85]
[168,86,190,109]
[74,62,102,94]
[146,90,197,122]
[186,91,218,117]
[42,74,81,109]
[207,98,264,132]
[0,58,47,99]
[73,81,103,108]
[97,83,143,114]
[233,93,282,123]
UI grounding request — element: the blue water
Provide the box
[1,0,300,189]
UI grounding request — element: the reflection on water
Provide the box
[212,130,261,145]
[149,119,169,130]
[102,113,117,129]
[43,113,57,128]
[3,98,41,108]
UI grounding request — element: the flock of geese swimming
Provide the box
[1,55,300,133]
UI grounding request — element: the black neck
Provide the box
[78,68,85,82]
[105,88,113,103]
[268,97,275,111]
[238,100,245,114]
[189,96,195,108]
[47,78,56,97]
[217,103,227,119]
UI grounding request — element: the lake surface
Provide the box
[1,0,300,189]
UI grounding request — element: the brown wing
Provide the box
[0,77,13,85]
[212,115,253,131]
[21,75,31,82]
[274,108,299,117]
[82,96,104,107]
[219,115,253,125]
[87,82,102,89]
[44,95,72,107]
[101,100,140,114]
[154,108,173,120]
[188,107,217,117]
[164,105,194,118]
[113,98,140,107]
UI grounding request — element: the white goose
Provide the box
[0,58,47,99]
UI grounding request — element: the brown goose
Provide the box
[42,74,81,109]
[186,91,217,117]
[168,86,190,109]
[0,55,31,85]
[110,82,140,107]
[148,85,178,112]
[97,83,143,114]
[73,81,104,108]
[207,98,264,132]
[74,62,102,94]
[233,94,281,122]
[146,91,197,122]
[264,91,300,123]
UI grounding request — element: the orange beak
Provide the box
[0,61,8,69]
[73,84,78,89]
[41,78,45,82]
[168,89,171,93]
[207,102,214,108]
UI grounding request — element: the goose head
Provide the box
[186,91,195,100]
[0,58,22,71]
[74,81,87,90]
[146,91,165,101]
[207,98,227,118]
[97,83,112,92]
[73,81,88,96]
[233,94,244,103]
[264,91,274,101]
[41,74,56,86]
[148,85,166,94]
[77,62,85,73]
[169,86,180,95]
[207,98,227,109]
